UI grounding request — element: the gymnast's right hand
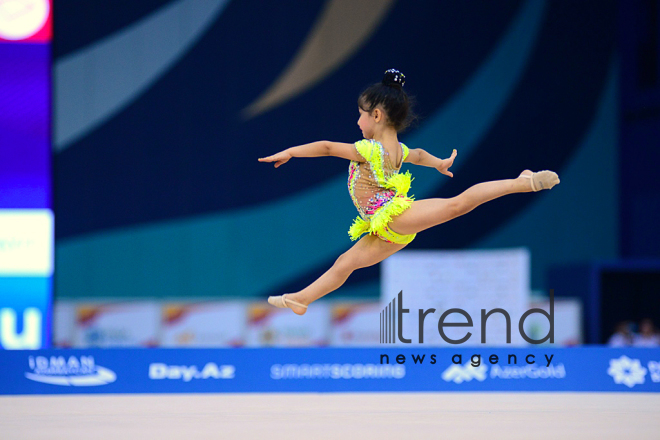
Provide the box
[258,150,292,168]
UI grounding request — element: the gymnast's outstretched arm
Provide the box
[406,148,457,177]
[258,141,364,167]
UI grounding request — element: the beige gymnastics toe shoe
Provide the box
[521,170,560,192]
[268,294,308,315]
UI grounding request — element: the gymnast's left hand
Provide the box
[436,149,457,178]
[258,150,292,168]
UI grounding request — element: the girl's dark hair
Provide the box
[358,69,415,132]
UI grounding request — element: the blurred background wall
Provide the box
[44,0,659,343]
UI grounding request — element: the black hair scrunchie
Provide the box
[382,68,405,87]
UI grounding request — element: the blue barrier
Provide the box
[1,347,659,394]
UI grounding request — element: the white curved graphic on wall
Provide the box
[242,0,396,119]
[54,0,231,152]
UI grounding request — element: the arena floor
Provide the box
[1,392,658,439]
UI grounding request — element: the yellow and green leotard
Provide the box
[347,139,416,245]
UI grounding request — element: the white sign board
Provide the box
[381,248,530,346]
[524,297,582,346]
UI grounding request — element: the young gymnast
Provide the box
[258,69,559,315]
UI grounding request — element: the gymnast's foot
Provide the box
[267,293,308,315]
[519,170,560,192]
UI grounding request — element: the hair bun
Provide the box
[382,69,405,87]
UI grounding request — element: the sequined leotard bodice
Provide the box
[348,139,409,219]
[346,139,415,244]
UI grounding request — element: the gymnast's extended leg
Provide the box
[270,234,407,315]
[388,170,558,235]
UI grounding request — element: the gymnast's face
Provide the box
[357,106,382,139]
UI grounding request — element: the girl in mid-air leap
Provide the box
[258,69,559,315]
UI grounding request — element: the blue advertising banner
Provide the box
[1,347,659,395]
